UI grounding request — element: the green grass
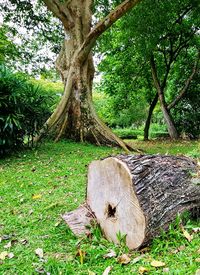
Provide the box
[0,140,199,274]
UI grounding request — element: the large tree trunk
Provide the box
[143,93,158,140]
[63,154,200,249]
[37,0,141,150]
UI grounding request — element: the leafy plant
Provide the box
[0,64,56,156]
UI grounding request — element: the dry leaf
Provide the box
[178,245,185,251]
[118,254,131,265]
[195,270,200,275]
[138,266,149,274]
[171,249,178,254]
[180,225,193,242]
[195,258,200,263]
[35,248,44,258]
[32,194,42,200]
[54,221,61,227]
[192,228,200,233]
[8,252,14,259]
[77,249,85,265]
[31,166,36,172]
[4,241,12,249]
[132,255,145,264]
[29,209,34,215]
[163,268,170,273]
[88,270,96,275]
[140,247,150,253]
[151,260,165,267]
[102,266,112,275]
[2,235,12,240]
[0,251,8,260]
[197,249,200,254]
[20,239,28,245]
[103,249,116,259]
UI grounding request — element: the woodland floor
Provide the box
[0,140,199,274]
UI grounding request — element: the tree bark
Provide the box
[143,93,158,140]
[150,55,179,139]
[63,154,200,249]
[37,0,141,150]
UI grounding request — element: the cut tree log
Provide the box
[62,155,200,249]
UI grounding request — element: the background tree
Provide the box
[97,0,200,139]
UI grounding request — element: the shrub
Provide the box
[0,65,56,156]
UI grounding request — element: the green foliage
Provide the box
[0,65,57,156]
[0,26,19,62]
[94,88,147,128]
[169,60,200,138]
[97,0,200,137]
[30,78,63,111]
[113,128,142,139]
[112,124,168,140]
[0,1,64,74]
[172,90,200,139]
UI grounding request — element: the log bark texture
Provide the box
[63,154,200,249]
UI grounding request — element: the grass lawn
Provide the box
[0,140,199,274]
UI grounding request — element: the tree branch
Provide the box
[42,0,74,29]
[150,54,162,93]
[78,0,142,63]
[167,51,200,110]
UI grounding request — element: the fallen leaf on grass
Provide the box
[178,245,185,251]
[35,248,44,258]
[103,249,116,259]
[180,224,193,242]
[138,266,149,274]
[2,235,12,240]
[32,194,42,200]
[140,247,150,253]
[172,244,186,253]
[29,209,34,215]
[20,239,28,245]
[197,249,200,254]
[132,254,145,264]
[102,266,112,275]
[35,267,46,274]
[88,270,96,275]
[77,249,85,265]
[192,228,200,233]
[0,251,8,260]
[195,258,200,263]
[4,241,11,249]
[54,221,61,227]
[195,269,200,275]
[31,166,36,172]
[118,254,131,264]
[163,268,170,273]
[151,260,165,267]
[8,252,14,259]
